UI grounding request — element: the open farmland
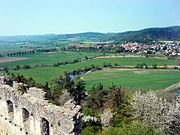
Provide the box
[82,69,180,91]
[0,51,103,67]
[11,56,179,85]
[0,57,28,63]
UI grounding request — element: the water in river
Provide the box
[175,89,180,94]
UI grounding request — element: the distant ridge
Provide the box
[0,26,180,42]
[111,26,180,43]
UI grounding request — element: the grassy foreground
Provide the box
[82,69,180,91]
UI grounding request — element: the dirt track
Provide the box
[94,55,167,60]
[0,57,28,63]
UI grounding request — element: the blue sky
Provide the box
[0,0,180,36]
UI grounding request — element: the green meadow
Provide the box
[10,56,179,85]
[82,69,180,91]
[0,51,103,67]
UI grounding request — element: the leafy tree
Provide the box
[13,74,23,83]
[104,86,132,127]
[43,82,51,99]
[100,108,114,127]
[104,87,125,111]
[130,91,180,132]
[152,64,157,69]
[85,56,88,60]
[86,84,107,111]
[3,67,9,74]
[48,79,63,102]
[23,65,31,69]
[63,72,73,90]
[136,63,148,68]
[26,77,36,87]
[71,79,86,105]
[96,83,103,91]
[15,65,20,70]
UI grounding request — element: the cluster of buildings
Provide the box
[70,41,180,56]
[117,42,180,56]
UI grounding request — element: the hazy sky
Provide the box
[0,0,180,36]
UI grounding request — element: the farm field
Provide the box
[0,40,72,53]
[0,57,28,63]
[82,69,180,91]
[0,44,23,53]
[0,51,103,67]
[11,56,179,85]
[89,56,178,66]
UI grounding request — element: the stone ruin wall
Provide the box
[0,76,81,135]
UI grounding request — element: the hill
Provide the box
[0,32,106,42]
[111,26,180,43]
[0,26,180,43]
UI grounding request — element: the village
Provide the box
[70,41,180,56]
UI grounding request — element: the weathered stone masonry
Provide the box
[0,76,81,135]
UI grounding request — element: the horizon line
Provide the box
[0,25,179,37]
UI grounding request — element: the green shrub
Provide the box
[152,64,157,69]
[81,126,102,135]
[97,122,165,135]
[82,107,99,117]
